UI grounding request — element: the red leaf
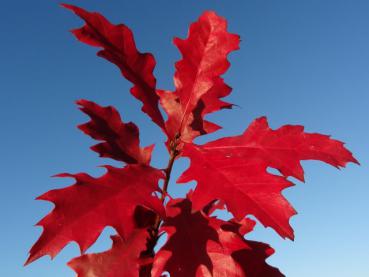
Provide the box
[158,89,222,145]
[26,165,164,265]
[152,198,218,277]
[232,241,284,277]
[212,222,284,277]
[152,198,283,277]
[160,11,239,142]
[68,230,149,277]
[178,117,358,239]
[221,219,284,277]
[62,4,164,128]
[77,99,153,164]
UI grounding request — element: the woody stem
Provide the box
[145,135,180,257]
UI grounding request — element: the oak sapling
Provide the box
[27,4,358,276]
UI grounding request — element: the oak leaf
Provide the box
[178,117,358,239]
[152,197,283,277]
[69,230,149,277]
[62,4,165,128]
[26,165,164,265]
[160,11,239,143]
[77,99,153,164]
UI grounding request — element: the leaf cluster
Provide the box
[26,4,358,277]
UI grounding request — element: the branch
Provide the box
[142,134,180,258]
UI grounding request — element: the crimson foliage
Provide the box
[27,4,358,276]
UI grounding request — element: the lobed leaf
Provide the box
[77,99,153,164]
[69,230,149,277]
[62,4,165,128]
[178,117,358,239]
[26,165,164,265]
[160,11,239,143]
[152,197,283,277]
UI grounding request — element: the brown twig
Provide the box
[144,133,180,259]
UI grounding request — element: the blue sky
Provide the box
[1,1,368,276]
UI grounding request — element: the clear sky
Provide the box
[1,1,368,276]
